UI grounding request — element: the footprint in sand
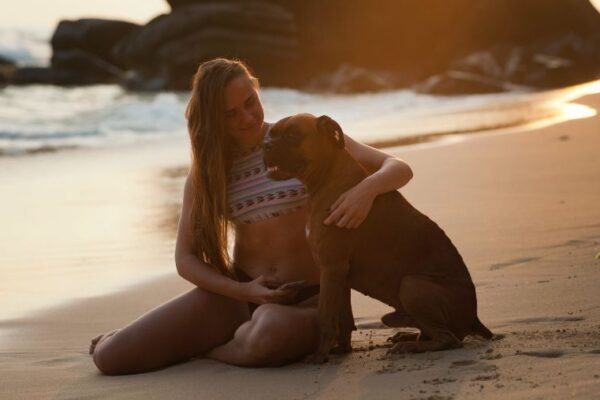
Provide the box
[31,356,81,367]
[516,350,564,358]
[510,316,585,325]
[472,372,500,381]
[451,360,499,372]
[450,359,478,367]
[490,257,541,271]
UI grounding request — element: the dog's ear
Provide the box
[316,115,345,148]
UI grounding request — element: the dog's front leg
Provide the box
[331,284,355,354]
[305,262,350,364]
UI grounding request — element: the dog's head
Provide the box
[263,113,345,182]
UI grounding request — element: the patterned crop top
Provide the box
[227,143,308,224]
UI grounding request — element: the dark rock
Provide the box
[417,72,511,95]
[10,0,600,92]
[419,28,600,94]
[43,19,136,86]
[164,0,600,79]
[116,2,299,90]
[166,0,230,10]
[521,33,600,87]
[12,50,124,86]
[11,66,87,86]
[0,55,16,84]
[11,67,65,85]
[156,28,299,89]
[122,70,167,91]
[166,0,198,9]
[115,2,295,64]
[308,0,600,80]
[307,65,404,93]
[165,0,301,12]
[51,50,124,83]
[417,48,527,94]
[51,18,140,67]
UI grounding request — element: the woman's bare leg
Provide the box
[207,303,319,366]
[91,287,250,375]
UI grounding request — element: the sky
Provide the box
[1,0,600,30]
[0,0,169,30]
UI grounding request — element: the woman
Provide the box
[90,58,413,374]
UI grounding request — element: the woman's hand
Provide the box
[322,134,412,230]
[240,275,301,305]
[323,180,376,229]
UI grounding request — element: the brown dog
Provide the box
[263,114,493,363]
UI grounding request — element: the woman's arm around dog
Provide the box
[324,135,413,229]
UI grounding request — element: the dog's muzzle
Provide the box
[263,135,306,180]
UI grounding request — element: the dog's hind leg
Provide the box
[388,276,464,354]
[381,310,416,327]
[471,316,494,339]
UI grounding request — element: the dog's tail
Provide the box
[471,317,494,339]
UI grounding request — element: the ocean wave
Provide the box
[2,78,599,156]
[0,28,51,66]
[0,85,187,154]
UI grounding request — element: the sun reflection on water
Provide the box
[552,79,600,121]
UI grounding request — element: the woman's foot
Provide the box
[89,330,118,355]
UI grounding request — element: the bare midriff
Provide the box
[232,208,320,285]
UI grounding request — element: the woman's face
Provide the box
[223,75,265,149]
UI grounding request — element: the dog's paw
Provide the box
[387,331,420,343]
[304,352,329,364]
[330,343,352,354]
[387,342,420,354]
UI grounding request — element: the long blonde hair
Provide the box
[185,58,259,277]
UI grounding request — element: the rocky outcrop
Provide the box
[115,2,298,90]
[418,33,600,95]
[7,0,600,93]
[48,19,139,85]
[285,0,600,93]
[51,19,140,67]
[9,19,139,86]
[0,55,16,85]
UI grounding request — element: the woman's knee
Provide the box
[240,304,317,364]
[93,349,116,375]
[92,329,148,375]
[92,334,126,375]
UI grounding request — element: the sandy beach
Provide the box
[1,93,599,399]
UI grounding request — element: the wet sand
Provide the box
[1,95,599,399]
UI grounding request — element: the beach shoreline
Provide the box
[1,94,599,399]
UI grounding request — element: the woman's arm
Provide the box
[323,134,413,229]
[175,175,298,304]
